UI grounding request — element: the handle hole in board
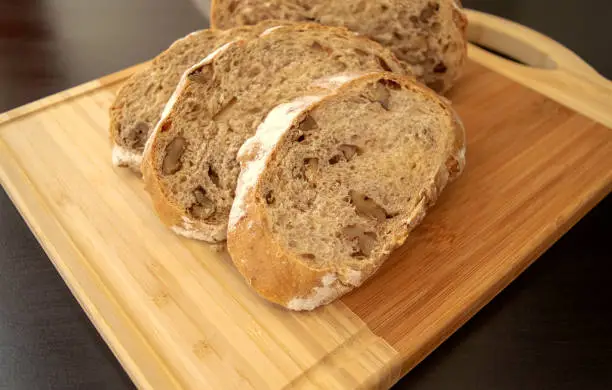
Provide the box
[467,20,558,70]
[471,42,527,66]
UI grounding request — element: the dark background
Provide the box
[0,1,610,389]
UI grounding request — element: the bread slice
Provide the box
[227,72,465,310]
[210,0,468,93]
[141,23,408,242]
[109,22,286,172]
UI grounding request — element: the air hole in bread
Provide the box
[190,186,215,219]
[162,136,186,175]
[380,79,401,90]
[296,134,306,143]
[434,62,447,73]
[265,190,275,205]
[208,166,220,187]
[187,102,201,114]
[420,2,439,22]
[349,191,388,221]
[386,211,400,219]
[188,66,213,84]
[343,225,378,257]
[328,154,342,165]
[377,56,393,72]
[301,253,316,260]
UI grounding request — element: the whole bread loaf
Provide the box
[141,23,408,242]
[227,72,465,310]
[109,22,285,171]
[210,0,468,93]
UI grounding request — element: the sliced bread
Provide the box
[226,72,465,310]
[210,0,468,93]
[141,23,408,242]
[109,22,285,171]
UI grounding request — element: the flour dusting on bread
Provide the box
[143,41,239,158]
[112,145,143,171]
[260,25,284,36]
[229,95,324,230]
[286,273,349,311]
[312,72,367,90]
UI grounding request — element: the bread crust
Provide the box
[227,73,465,310]
[210,0,468,93]
[141,23,407,242]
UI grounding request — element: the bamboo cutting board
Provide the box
[1,10,611,389]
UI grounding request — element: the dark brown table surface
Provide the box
[1,1,610,389]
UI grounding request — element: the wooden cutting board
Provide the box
[0,10,611,389]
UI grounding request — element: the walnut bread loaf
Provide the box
[141,23,408,242]
[226,72,465,310]
[210,0,468,93]
[109,22,286,172]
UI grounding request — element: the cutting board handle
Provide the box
[464,9,612,128]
